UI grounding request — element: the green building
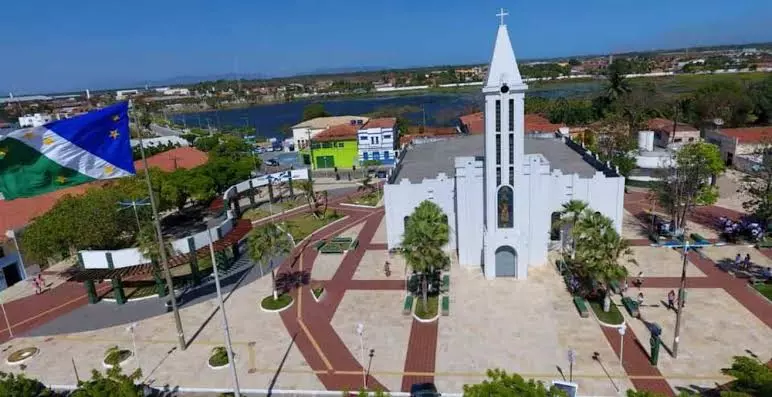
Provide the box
[300,124,360,169]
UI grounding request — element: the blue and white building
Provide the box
[357,118,399,166]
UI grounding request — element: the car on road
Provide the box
[410,382,439,397]
[265,159,280,167]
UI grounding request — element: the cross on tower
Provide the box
[496,8,509,25]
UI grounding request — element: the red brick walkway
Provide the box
[401,319,438,391]
[599,325,675,396]
[0,281,111,344]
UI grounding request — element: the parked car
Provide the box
[410,383,439,397]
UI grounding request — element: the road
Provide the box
[150,123,184,137]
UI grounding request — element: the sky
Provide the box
[1,0,770,94]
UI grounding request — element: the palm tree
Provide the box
[137,223,176,265]
[574,210,632,312]
[554,200,589,259]
[605,64,631,102]
[247,223,294,300]
[401,201,450,311]
[296,180,321,218]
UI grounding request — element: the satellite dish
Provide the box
[713,118,724,126]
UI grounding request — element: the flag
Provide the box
[0,102,135,200]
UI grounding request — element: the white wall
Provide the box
[384,175,456,251]
[19,113,52,127]
[454,157,484,268]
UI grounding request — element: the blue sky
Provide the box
[1,0,770,94]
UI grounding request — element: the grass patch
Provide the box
[7,347,38,363]
[243,207,271,221]
[312,287,324,299]
[413,295,439,320]
[589,299,625,325]
[351,192,381,206]
[243,198,306,221]
[208,346,229,367]
[261,294,293,310]
[104,346,132,366]
[282,211,343,242]
[753,283,772,301]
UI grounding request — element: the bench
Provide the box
[621,296,639,317]
[442,274,450,293]
[690,233,709,245]
[573,296,589,318]
[350,239,359,250]
[402,295,414,315]
[441,296,450,316]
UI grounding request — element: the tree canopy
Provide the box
[302,103,330,121]
[0,372,55,397]
[463,368,567,397]
[71,366,144,397]
[402,200,450,311]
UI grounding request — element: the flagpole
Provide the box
[134,111,186,351]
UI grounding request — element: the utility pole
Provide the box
[134,112,186,350]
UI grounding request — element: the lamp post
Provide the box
[356,323,366,389]
[126,323,140,374]
[618,323,627,367]
[207,224,241,397]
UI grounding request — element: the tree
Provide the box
[296,180,328,218]
[573,210,631,311]
[589,115,638,177]
[71,366,144,397]
[401,201,450,312]
[0,372,56,396]
[463,368,566,397]
[302,103,330,121]
[740,142,772,226]
[554,200,588,259]
[248,223,294,300]
[568,58,581,66]
[605,62,632,102]
[136,223,176,264]
[655,142,725,231]
[720,356,772,397]
[690,80,754,127]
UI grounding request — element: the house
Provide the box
[291,115,368,151]
[357,118,399,166]
[116,89,140,100]
[703,125,772,170]
[300,124,360,169]
[384,19,624,280]
[646,118,700,148]
[459,112,566,135]
[18,113,53,128]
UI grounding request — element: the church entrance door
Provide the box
[495,245,517,277]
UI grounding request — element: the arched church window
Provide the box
[497,186,514,228]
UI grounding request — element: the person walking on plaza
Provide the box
[744,253,752,270]
[636,272,644,288]
[667,289,676,310]
[32,277,40,295]
[735,253,742,267]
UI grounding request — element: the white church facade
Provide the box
[383,18,626,280]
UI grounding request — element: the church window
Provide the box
[509,166,514,186]
[496,167,501,186]
[508,134,514,164]
[508,99,515,131]
[497,186,514,228]
[495,100,501,132]
[495,135,501,165]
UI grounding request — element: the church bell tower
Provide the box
[482,9,528,279]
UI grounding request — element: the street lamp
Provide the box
[618,323,627,367]
[207,223,241,397]
[356,323,366,389]
[126,323,140,374]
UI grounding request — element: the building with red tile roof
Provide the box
[0,147,208,240]
[363,117,396,129]
[311,124,360,142]
[646,118,699,148]
[704,125,772,170]
[458,112,566,135]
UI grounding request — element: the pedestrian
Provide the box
[32,277,40,295]
[744,253,752,269]
[637,292,644,307]
[667,289,676,310]
[735,253,742,267]
[636,272,644,288]
[384,261,391,277]
[37,273,45,289]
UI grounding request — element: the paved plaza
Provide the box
[0,192,770,396]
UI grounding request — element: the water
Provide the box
[171,80,603,140]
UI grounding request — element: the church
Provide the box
[383,16,626,280]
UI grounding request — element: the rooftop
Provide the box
[362,117,396,129]
[0,147,208,239]
[459,112,567,135]
[392,134,601,183]
[312,124,360,142]
[292,115,369,130]
[647,118,698,133]
[719,126,772,144]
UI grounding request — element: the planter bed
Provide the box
[413,295,439,323]
[589,299,625,327]
[208,346,230,369]
[260,294,294,312]
[6,347,39,366]
[103,347,133,369]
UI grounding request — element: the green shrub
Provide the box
[208,346,229,367]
